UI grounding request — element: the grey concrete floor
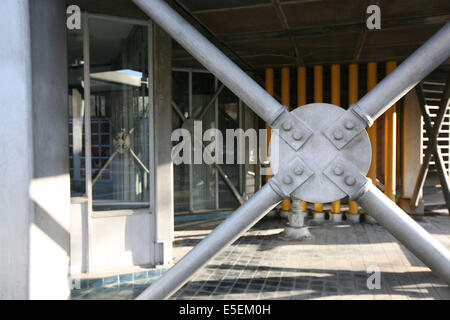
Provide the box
[73,212,450,300]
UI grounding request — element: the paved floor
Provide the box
[73,213,450,300]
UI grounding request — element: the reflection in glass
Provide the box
[89,18,150,211]
[68,26,85,196]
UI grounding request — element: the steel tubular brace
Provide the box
[133,0,450,299]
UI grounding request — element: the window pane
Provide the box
[192,73,216,211]
[89,18,150,211]
[68,26,85,196]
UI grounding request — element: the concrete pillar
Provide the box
[0,0,71,299]
[399,90,424,215]
[152,25,174,266]
[0,0,34,300]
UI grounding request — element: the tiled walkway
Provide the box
[73,213,450,300]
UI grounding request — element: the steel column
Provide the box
[132,0,285,125]
[384,61,398,202]
[281,67,291,214]
[330,64,341,215]
[366,62,378,182]
[353,23,450,126]
[355,182,450,285]
[265,68,274,183]
[136,183,282,299]
[313,65,324,215]
[348,64,359,216]
[297,66,307,212]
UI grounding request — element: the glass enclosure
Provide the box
[68,15,152,212]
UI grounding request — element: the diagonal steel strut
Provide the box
[133,0,450,299]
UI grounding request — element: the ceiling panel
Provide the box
[179,0,271,12]
[379,0,450,18]
[364,24,443,48]
[282,0,367,29]
[194,6,283,35]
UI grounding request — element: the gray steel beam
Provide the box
[136,182,282,299]
[133,0,286,126]
[356,182,450,284]
[353,23,450,126]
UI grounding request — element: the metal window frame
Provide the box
[172,69,246,215]
[81,12,154,218]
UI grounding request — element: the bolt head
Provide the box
[344,176,356,186]
[282,121,292,131]
[333,165,344,176]
[282,175,293,185]
[292,130,303,141]
[333,129,343,140]
[294,166,304,176]
[344,120,355,130]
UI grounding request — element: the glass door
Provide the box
[87,16,151,212]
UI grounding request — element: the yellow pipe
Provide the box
[348,64,359,214]
[297,66,307,212]
[265,68,274,183]
[385,61,397,202]
[331,64,341,214]
[281,67,291,212]
[297,66,306,106]
[367,62,377,182]
[313,65,323,213]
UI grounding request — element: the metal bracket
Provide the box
[273,108,314,151]
[323,155,369,200]
[322,106,368,150]
[269,156,314,198]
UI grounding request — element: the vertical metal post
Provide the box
[348,63,360,217]
[281,67,291,215]
[297,66,308,213]
[313,65,324,216]
[136,183,282,299]
[265,68,274,184]
[366,62,378,182]
[385,61,397,202]
[330,64,341,216]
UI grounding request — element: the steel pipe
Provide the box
[353,22,450,125]
[132,0,285,125]
[136,183,282,299]
[355,182,450,285]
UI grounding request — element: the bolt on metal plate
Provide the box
[270,103,371,203]
[322,108,368,150]
[272,109,314,151]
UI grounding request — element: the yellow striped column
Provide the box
[367,62,377,182]
[280,67,291,216]
[330,64,342,220]
[313,65,325,221]
[265,68,274,184]
[297,66,308,212]
[385,61,397,202]
[347,63,360,222]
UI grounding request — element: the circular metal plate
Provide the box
[270,103,371,203]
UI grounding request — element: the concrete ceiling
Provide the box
[69,0,450,71]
